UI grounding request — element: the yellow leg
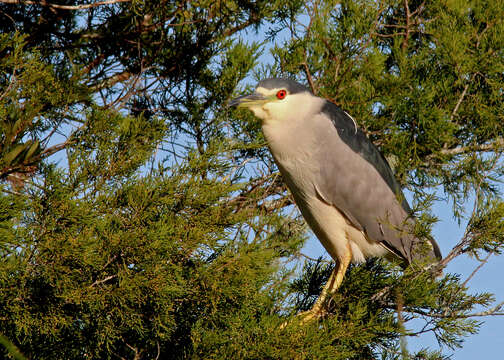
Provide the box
[298,242,352,324]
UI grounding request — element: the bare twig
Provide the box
[89,71,133,92]
[296,252,331,264]
[411,301,504,319]
[301,3,317,94]
[424,138,504,163]
[459,301,504,318]
[216,14,260,41]
[220,158,252,183]
[0,0,130,10]
[302,62,316,94]
[39,140,76,158]
[444,138,504,156]
[372,32,408,38]
[450,82,470,121]
[89,275,117,288]
[436,230,472,270]
[402,0,411,50]
[125,343,142,360]
[461,252,492,288]
[101,254,119,271]
[409,1,426,17]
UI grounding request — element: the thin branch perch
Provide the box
[0,0,130,10]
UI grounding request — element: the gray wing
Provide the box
[314,102,441,263]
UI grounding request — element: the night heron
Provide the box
[229,78,442,323]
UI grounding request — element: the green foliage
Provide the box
[0,33,82,182]
[0,0,503,359]
[466,198,504,255]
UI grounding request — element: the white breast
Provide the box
[261,114,388,263]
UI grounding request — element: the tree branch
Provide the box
[461,252,492,288]
[450,82,470,121]
[89,274,117,288]
[216,13,260,41]
[409,301,504,319]
[430,138,504,160]
[302,62,316,94]
[435,232,472,270]
[402,0,411,51]
[0,0,130,10]
[89,71,133,92]
[459,301,504,318]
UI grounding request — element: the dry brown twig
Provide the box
[0,0,130,10]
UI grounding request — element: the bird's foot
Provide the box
[298,307,328,324]
[279,305,328,329]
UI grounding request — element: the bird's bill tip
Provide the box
[227,93,267,108]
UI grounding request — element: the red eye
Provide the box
[276,89,287,100]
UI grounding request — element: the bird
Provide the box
[229,78,442,323]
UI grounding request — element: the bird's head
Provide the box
[229,78,317,124]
